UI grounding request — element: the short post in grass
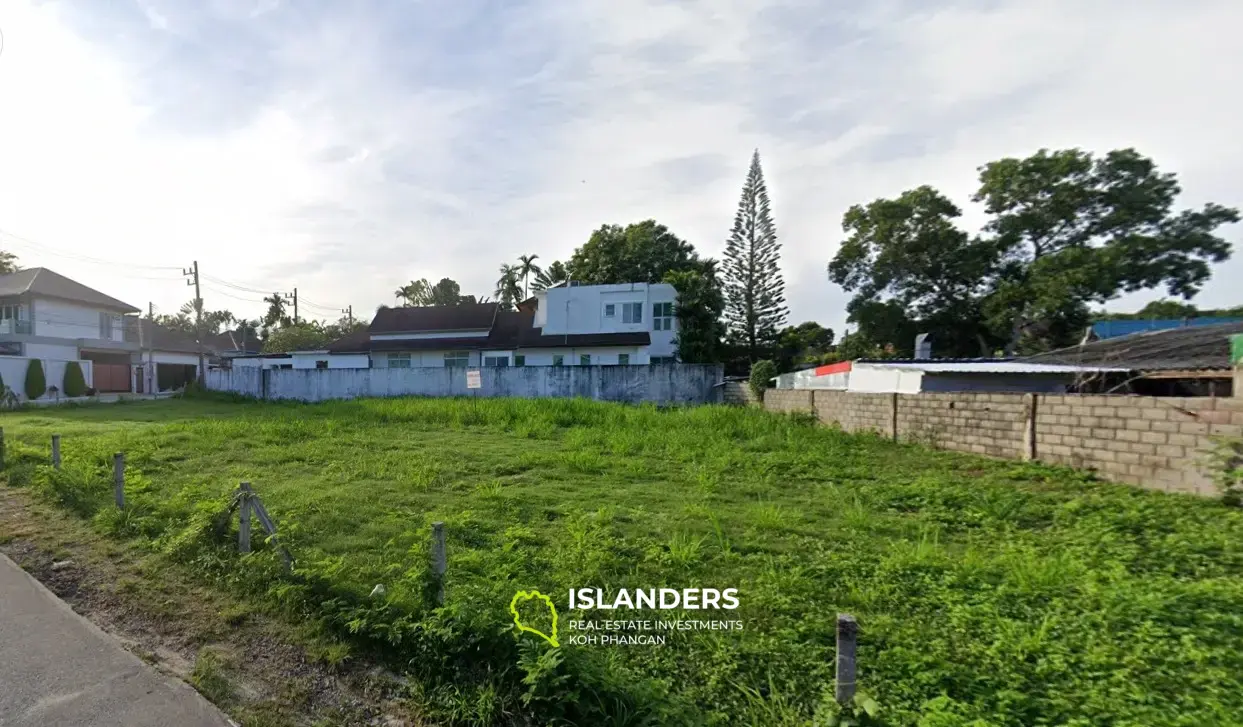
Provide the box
[113,452,125,509]
[431,521,447,605]
[835,613,858,705]
[0,427,6,471]
[238,482,253,554]
[51,434,61,469]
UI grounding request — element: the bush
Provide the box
[63,361,87,397]
[24,359,46,400]
[748,359,777,399]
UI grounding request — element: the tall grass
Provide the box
[4,395,1243,725]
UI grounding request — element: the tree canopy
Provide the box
[723,150,788,362]
[828,148,1239,357]
[570,220,704,285]
[0,250,19,275]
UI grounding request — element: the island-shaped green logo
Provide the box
[510,590,560,647]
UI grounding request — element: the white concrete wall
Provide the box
[207,363,724,404]
[847,365,925,394]
[24,342,81,360]
[373,350,480,368]
[514,346,648,366]
[0,356,94,399]
[33,298,125,342]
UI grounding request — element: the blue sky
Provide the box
[0,0,1240,334]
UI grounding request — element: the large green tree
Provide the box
[0,250,19,274]
[494,264,523,309]
[829,148,1239,357]
[723,150,788,362]
[774,322,834,372]
[663,262,726,363]
[570,220,703,284]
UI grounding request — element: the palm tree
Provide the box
[395,279,432,306]
[516,254,542,299]
[532,260,569,291]
[262,293,290,330]
[494,264,523,309]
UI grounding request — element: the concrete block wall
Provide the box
[764,389,1243,496]
[722,381,760,406]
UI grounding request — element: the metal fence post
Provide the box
[51,434,61,469]
[835,613,858,705]
[431,521,447,605]
[238,482,252,553]
[113,453,125,509]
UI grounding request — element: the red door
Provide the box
[93,364,132,393]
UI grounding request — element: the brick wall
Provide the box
[722,381,761,406]
[763,389,1243,496]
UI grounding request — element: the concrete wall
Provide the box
[24,342,80,360]
[763,389,1243,496]
[289,352,370,369]
[722,381,760,406]
[208,363,724,405]
[0,355,94,400]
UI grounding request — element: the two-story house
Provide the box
[326,281,679,367]
[0,267,142,391]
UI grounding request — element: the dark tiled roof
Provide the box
[367,310,650,351]
[0,268,139,312]
[1021,321,1243,371]
[204,328,263,354]
[369,303,499,333]
[326,330,372,353]
[134,320,203,355]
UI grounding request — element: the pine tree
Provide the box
[723,149,788,362]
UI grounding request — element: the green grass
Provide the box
[4,395,1243,726]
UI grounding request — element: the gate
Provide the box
[93,364,132,393]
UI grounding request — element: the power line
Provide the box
[0,226,185,272]
[201,275,277,295]
[200,283,270,304]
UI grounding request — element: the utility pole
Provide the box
[283,288,298,325]
[147,302,154,394]
[183,261,205,385]
[342,305,353,327]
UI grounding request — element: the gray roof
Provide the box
[0,268,140,313]
[1021,320,1243,371]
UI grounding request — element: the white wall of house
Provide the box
[511,347,649,366]
[374,350,480,368]
[538,283,678,359]
[153,352,202,367]
[24,342,81,360]
[33,298,127,342]
[289,351,370,369]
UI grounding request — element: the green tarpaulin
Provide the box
[1232,334,1243,365]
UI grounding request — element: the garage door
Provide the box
[93,364,132,393]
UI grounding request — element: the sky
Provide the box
[0,0,1240,335]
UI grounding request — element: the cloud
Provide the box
[0,0,1239,335]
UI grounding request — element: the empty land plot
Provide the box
[3,396,1243,726]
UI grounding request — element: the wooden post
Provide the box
[51,434,61,469]
[889,393,899,441]
[835,613,858,705]
[1022,393,1038,461]
[113,453,125,509]
[238,482,252,554]
[0,427,6,471]
[431,521,447,605]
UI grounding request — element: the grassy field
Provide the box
[3,395,1243,726]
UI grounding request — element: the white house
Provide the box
[357,282,679,368]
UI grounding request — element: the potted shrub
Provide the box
[63,361,87,398]
[24,359,46,400]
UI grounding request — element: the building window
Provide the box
[278,364,293,370]
[622,302,642,324]
[388,353,412,368]
[484,355,510,367]
[651,356,677,364]
[514,355,526,367]
[552,354,564,366]
[604,304,615,317]
[580,354,591,366]
[444,351,470,367]
[653,302,674,331]
[315,360,329,369]
[99,312,114,339]
[618,353,630,365]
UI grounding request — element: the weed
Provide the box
[191,647,235,705]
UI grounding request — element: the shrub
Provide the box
[24,359,46,400]
[63,361,87,397]
[748,359,777,399]
[85,386,96,397]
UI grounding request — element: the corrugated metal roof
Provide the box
[1091,317,1243,340]
[1023,320,1243,371]
[859,361,1130,374]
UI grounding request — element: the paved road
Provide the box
[0,555,234,727]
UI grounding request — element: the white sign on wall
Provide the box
[466,369,482,389]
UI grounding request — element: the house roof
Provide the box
[137,320,203,354]
[859,361,1130,374]
[204,329,263,354]
[369,303,499,333]
[1021,320,1243,371]
[326,330,371,354]
[1090,317,1243,340]
[368,310,651,351]
[0,267,140,313]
